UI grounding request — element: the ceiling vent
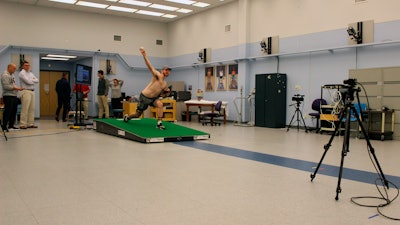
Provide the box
[355,0,367,3]
[114,35,122,41]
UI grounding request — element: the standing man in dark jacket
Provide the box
[55,72,71,122]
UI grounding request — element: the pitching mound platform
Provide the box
[94,118,210,143]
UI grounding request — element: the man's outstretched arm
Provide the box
[140,47,160,78]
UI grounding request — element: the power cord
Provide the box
[350,144,400,221]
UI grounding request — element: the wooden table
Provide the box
[184,100,227,124]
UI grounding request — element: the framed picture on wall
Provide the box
[228,64,239,90]
[216,65,227,91]
[204,66,215,91]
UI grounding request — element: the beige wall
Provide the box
[167,0,400,55]
[1,0,400,57]
[167,1,239,56]
[0,1,168,57]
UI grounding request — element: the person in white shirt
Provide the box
[18,61,39,129]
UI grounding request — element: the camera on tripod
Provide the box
[343,78,357,86]
[292,94,304,102]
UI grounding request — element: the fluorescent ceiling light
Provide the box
[193,2,209,7]
[106,0,118,2]
[107,5,137,13]
[41,57,69,61]
[119,0,151,7]
[176,8,192,13]
[162,14,177,18]
[48,0,77,4]
[164,0,196,5]
[47,54,77,58]
[149,4,178,11]
[136,10,164,16]
[76,1,108,8]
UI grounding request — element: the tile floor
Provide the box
[0,119,399,225]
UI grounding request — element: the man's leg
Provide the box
[83,100,89,119]
[101,95,109,118]
[19,90,30,128]
[154,100,165,130]
[62,98,70,121]
[55,97,62,121]
[8,97,19,128]
[27,92,35,127]
[97,95,104,118]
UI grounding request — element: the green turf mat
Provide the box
[94,118,209,138]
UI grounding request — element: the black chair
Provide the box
[308,98,328,132]
[200,101,223,126]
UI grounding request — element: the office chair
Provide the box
[200,101,223,126]
[340,102,367,137]
[308,98,328,132]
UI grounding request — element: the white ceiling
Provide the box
[1,0,235,23]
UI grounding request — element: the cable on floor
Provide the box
[350,145,400,221]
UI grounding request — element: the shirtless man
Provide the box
[124,47,171,130]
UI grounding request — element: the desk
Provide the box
[184,100,227,124]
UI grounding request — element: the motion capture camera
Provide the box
[292,94,304,102]
[343,78,357,86]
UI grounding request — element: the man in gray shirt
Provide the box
[1,63,23,131]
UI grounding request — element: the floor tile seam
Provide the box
[175,142,400,186]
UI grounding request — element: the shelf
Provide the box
[150,99,176,122]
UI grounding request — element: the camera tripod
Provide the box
[1,124,7,141]
[287,100,308,132]
[310,80,388,200]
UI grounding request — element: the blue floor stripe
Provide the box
[175,142,400,186]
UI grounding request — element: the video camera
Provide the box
[343,78,357,86]
[292,94,304,102]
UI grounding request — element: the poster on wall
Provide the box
[216,65,227,91]
[228,64,239,90]
[100,59,116,75]
[11,54,33,70]
[204,66,215,92]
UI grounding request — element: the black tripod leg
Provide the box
[298,110,308,132]
[1,127,7,141]
[311,111,346,182]
[354,110,389,188]
[335,107,352,200]
[1,120,7,141]
[286,108,297,132]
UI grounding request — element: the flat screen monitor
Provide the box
[76,64,92,85]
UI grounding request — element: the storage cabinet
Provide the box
[367,109,395,140]
[255,73,287,128]
[150,99,176,122]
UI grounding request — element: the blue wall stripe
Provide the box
[175,142,400,186]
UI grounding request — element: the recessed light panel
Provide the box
[176,8,192,13]
[76,1,108,8]
[162,14,177,18]
[119,0,151,7]
[193,2,209,7]
[149,4,178,11]
[164,0,196,5]
[48,0,77,4]
[107,5,137,13]
[136,10,164,16]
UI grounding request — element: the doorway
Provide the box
[39,71,69,117]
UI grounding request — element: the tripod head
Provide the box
[342,79,361,103]
[291,94,304,107]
